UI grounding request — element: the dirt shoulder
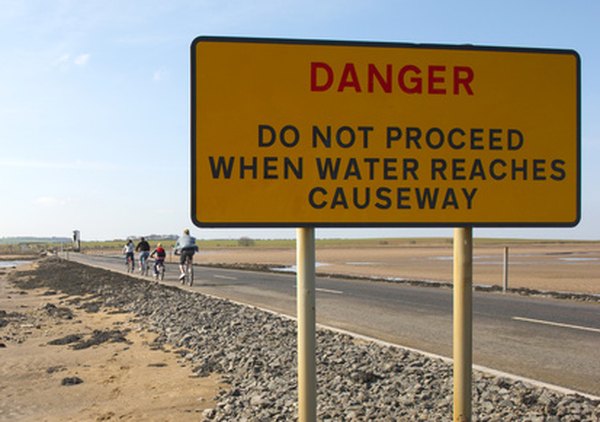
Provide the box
[0,263,221,421]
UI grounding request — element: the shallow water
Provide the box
[0,260,29,268]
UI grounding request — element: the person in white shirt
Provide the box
[174,229,198,280]
[123,239,135,269]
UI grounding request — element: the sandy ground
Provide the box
[0,263,222,421]
[194,242,600,294]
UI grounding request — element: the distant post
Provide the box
[72,230,81,252]
[502,247,509,293]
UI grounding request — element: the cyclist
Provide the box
[135,237,151,273]
[150,242,167,277]
[174,229,198,281]
[123,239,135,270]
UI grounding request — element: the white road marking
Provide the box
[213,274,238,280]
[316,288,343,295]
[512,316,600,334]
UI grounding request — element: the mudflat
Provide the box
[195,241,600,294]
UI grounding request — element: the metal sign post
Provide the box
[453,227,473,421]
[296,227,317,422]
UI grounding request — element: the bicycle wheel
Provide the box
[159,264,165,281]
[180,262,186,284]
[186,258,194,286]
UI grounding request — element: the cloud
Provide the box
[153,67,168,82]
[74,53,91,66]
[52,52,91,70]
[34,196,69,207]
[53,53,71,67]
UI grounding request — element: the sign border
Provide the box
[190,36,581,228]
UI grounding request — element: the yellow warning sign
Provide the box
[191,37,580,227]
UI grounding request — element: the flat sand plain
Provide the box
[195,242,600,294]
[0,264,221,421]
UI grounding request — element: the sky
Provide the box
[1,0,599,241]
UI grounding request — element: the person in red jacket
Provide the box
[150,243,167,278]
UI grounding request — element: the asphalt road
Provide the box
[67,253,600,397]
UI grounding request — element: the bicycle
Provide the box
[182,255,194,286]
[126,255,134,273]
[140,253,150,276]
[154,259,165,281]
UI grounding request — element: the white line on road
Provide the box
[316,288,343,295]
[512,316,600,334]
[213,275,238,280]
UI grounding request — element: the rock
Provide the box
[48,334,82,346]
[47,366,66,374]
[202,408,215,419]
[350,370,382,384]
[250,394,269,407]
[42,303,74,319]
[71,329,130,350]
[61,376,83,386]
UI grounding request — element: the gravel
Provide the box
[8,257,600,421]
